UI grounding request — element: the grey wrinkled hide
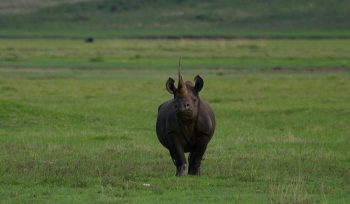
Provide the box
[156,73,215,176]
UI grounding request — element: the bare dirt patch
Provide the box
[0,0,89,15]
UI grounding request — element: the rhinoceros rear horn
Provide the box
[177,58,187,95]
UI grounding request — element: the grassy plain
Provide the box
[1,39,350,70]
[0,39,350,203]
[1,0,350,38]
[1,0,350,202]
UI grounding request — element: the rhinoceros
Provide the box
[156,64,215,176]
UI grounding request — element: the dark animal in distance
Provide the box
[85,37,94,43]
[156,64,216,176]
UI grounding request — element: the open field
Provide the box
[1,0,349,38]
[0,38,350,203]
[1,39,350,70]
[1,1,350,202]
[0,67,350,203]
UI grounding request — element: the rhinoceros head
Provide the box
[165,60,204,121]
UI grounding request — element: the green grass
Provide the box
[0,38,350,203]
[1,39,350,70]
[0,68,350,203]
[1,0,350,38]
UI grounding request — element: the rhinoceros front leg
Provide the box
[168,138,186,176]
[170,149,186,176]
[188,136,210,175]
[169,151,186,176]
[170,144,186,176]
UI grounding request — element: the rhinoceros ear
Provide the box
[166,77,176,94]
[194,75,204,93]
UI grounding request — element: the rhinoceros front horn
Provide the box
[177,58,187,95]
